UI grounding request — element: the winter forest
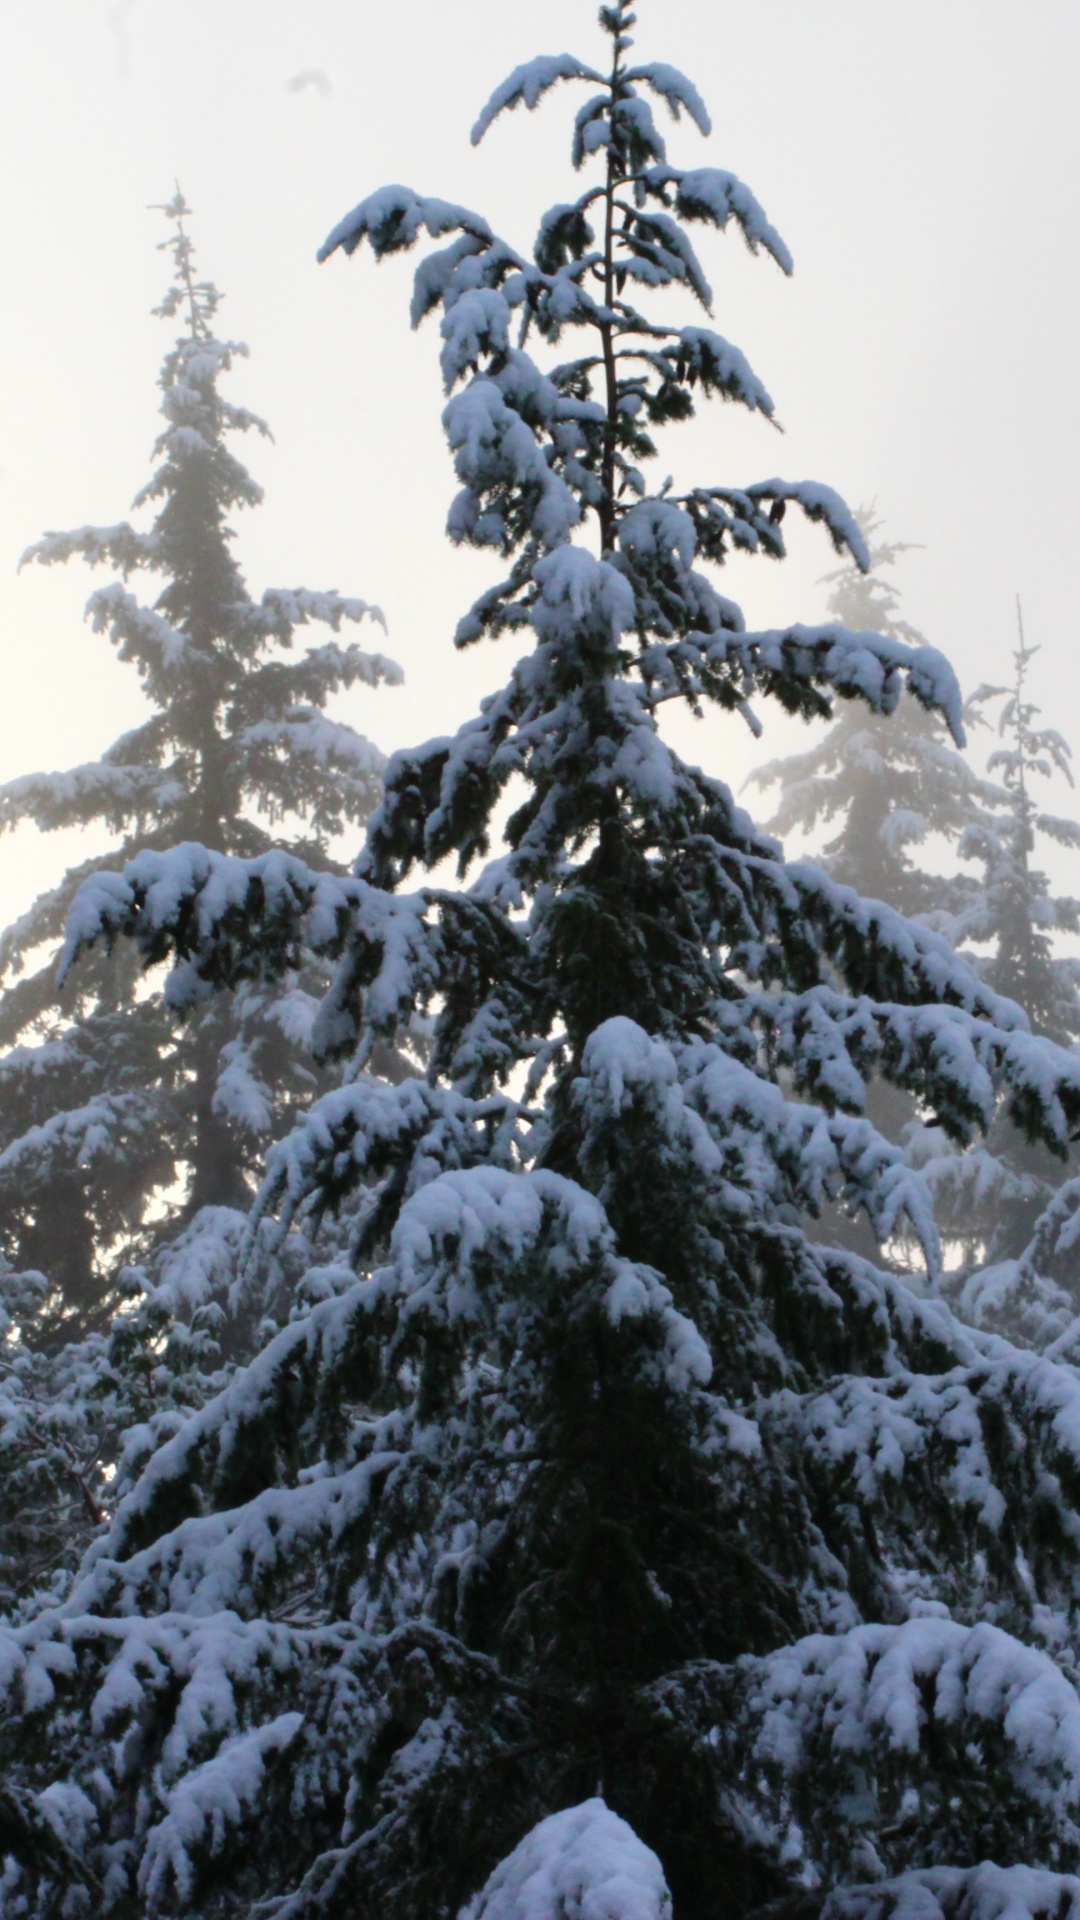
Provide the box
[4,3,1080,1918]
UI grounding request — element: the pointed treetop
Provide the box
[982,598,1074,799]
[149,187,222,340]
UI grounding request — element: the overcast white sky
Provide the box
[1,0,1079,920]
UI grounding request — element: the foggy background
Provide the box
[1,0,1078,917]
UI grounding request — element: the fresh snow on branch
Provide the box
[462,1800,672,1920]
[470,55,605,147]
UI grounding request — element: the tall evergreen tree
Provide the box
[0,195,400,1330]
[7,15,1080,1920]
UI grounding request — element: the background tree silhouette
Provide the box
[0,194,400,1331]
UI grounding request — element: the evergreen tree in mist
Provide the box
[752,511,992,920]
[0,195,400,1331]
[756,551,1080,1283]
[925,620,1080,1323]
[9,15,1080,1920]
[956,619,1080,1049]
[751,514,995,1262]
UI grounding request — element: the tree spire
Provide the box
[150,186,220,340]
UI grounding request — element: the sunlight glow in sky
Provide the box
[1,0,1078,917]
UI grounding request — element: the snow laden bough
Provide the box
[10,10,1080,1920]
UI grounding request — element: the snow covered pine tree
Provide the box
[0,194,400,1333]
[9,13,1080,1920]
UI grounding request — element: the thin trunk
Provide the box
[186,1018,250,1213]
[598,50,621,556]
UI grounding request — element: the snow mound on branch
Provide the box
[643,165,793,274]
[139,1711,304,1908]
[462,1799,671,1920]
[531,546,635,645]
[825,1864,1080,1920]
[627,63,711,135]
[318,185,491,264]
[747,1616,1080,1801]
[445,377,582,550]
[471,56,604,146]
[383,1162,713,1390]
